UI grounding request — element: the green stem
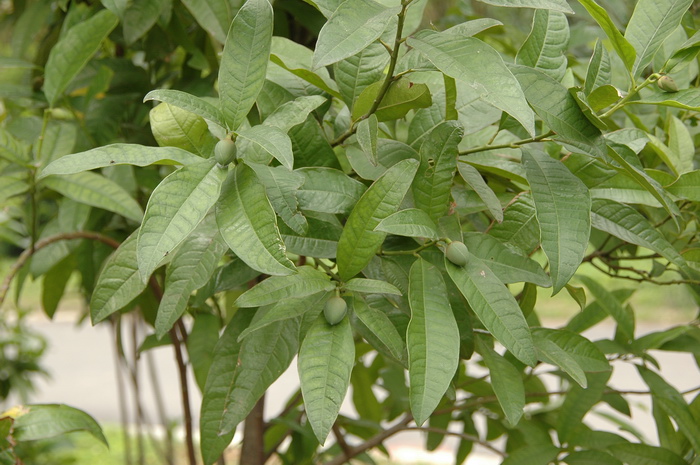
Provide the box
[458,131,554,156]
[380,240,437,256]
[599,73,660,119]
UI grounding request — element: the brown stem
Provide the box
[169,322,197,465]
[145,350,175,465]
[0,231,120,308]
[111,318,134,465]
[332,423,353,462]
[241,395,266,465]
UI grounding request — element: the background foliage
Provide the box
[2,0,700,464]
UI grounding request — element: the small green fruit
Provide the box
[323,296,347,325]
[214,139,237,165]
[657,75,679,93]
[445,241,469,266]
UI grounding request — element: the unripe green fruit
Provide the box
[323,296,347,325]
[445,241,469,266]
[215,139,237,165]
[657,75,678,93]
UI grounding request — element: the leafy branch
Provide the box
[458,131,554,156]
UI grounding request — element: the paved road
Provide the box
[17,312,700,464]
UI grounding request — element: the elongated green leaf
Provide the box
[666,116,694,174]
[269,54,343,99]
[522,149,591,293]
[584,40,612,95]
[350,294,406,363]
[299,314,355,443]
[511,66,606,158]
[238,291,331,341]
[216,163,297,276]
[445,255,536,366]
[155,221,228,338]
[576,275,634,341]
[408,30,535,136]
[296,167,367,214]
[144,89,227,129]
[0,174,28,203]
[532,328,610,373]
[476,0,573,12]
[334,42,389,109]
[563,450,623,465]
[0,127,30,165]
[501,445,560,465]
[664,31,700,72]
[138,160,227,281]
[248,163,307,235]
[13,404,107,445]
[236,266,333,307]
[534,333,587,387]
[186,313,220,393]
[200,310,254,465]
[91,232,147,324]
[42,172,143,222]
[44,9,118,106]
[181,0,231,43]
[351,77,433,122]
[375,208,439,240]
[122,0,168,44]
[476,336,525,427]
[407,259,459,426]
[489,194,540,254]
[607,443,687,465]
[337,159,419,281]
[280,216,342,258]
[632,88,700,110]
[557,371,611,443]
[313,0,399,68]
[625,0,693,77]
[516,10,569,81]
[462,233,551,287]
[412,121,464,222]
[236,126,293,169]
[638,366,700,453]
[39,144,200,179]
[345,278,401,296]
[577,0,636,72]
[457,163,503,222]
[357,114,379,166]
[220,317,300,435]
[591,199,690,274]
[346,139,419,180]
[263,95,327,132]
[668,170,700,200]
[150,103,218,157]
[219,0,273,129]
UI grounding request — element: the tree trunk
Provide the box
[240,395,266,465]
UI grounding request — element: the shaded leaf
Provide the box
[476,336,525,427]
[457,163,503,222]
[375,208,439,240]
[236,266,334,307]
[236,126,293,170]
[577,0,636,72]
[144,89,227,129]
[13,404,107,445]
[516,10,569,81]
[296,167,367,214]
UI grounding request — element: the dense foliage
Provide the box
[2,0,700,464]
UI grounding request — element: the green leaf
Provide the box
[344,278,402,296]
[43,9,118,106]
[42,255,74,319]
[408,30,535,136]
[412,121,464,222]
[476,336,525,427]
[351,77,433,122]
[200,310,254,465]
[337,158,419,281]
[664,31,700,72]
[0,127,30,165]
[511,66,606,158]
[144,89,227,129]
[590,199,690,274]
[632,88,700,110]
[501,445,560,465]
[576,275,634,342]
[91,232,147,324]
[522,148,591,294]
[577,0,636,72]
[557,371,611,443]
[489,193,540,255]
[263,95,327,132]
[638,366,700,453]
[122,0,168,44]
[666,116,695,174]
[138,160,227,281]
[584,40,612,94]
[357,114,379,166]
[462,233,551,287]
[149,103,218,157]
[312,0,399,68]
[532,328,610,373]
[41,172,143,222]
[219,0,273,129]
[216,163,297,276]
[457,163,504,223]
[248,163,307,235]
[181,0,231,43]
[607,443,687,465]
[407,258,460,426]
[445,255,536,366]
[13,404,107,446]
[186,313,221,391]
[280,216,342,258]
[296,167,367,214]
[269,54,342,99]
[668,170,700,200]
[220,317,300,435]
[533,332,587,387]
[346,139,419,181]
[374,208,439,240]
[625,0,693,77]
[236,266,334,307]
[563,450,623,465]
[334,42,389,109]
[299,314,355,443]
[515,10,569,81]
[350,294,406,363]
[39,144,200,179]
[236,126,293,169]
[475,0,573,13]
[155,220,228,338]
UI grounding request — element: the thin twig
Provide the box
[170,321,197,465]
[458,131,554,156]
[404,427,505,457]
